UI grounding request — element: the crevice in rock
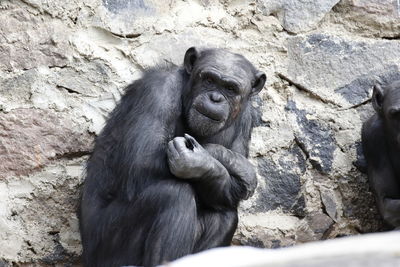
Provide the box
[339,98,371,111]
[25,240,37,255]
[278,72,342,107]
[48,231,60,236]
[55,150,91,160]
[18,63,68,73]
[49,65,68,69]
[290,194,307,218]
[321,222,336,239]
[321,200,332,220]
[56,85,80,95]
[109,31,141,39]
[55,85,95,97]
[41,232,80,266]
[278,24,297,36]
[381,35,400,40]
[294,135,310,160]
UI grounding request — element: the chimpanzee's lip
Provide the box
[195,108,223,122]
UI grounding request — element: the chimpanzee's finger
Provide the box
[184,133,200,149]
[173,137,188,153]
[167,140,179,158]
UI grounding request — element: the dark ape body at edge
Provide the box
[79,47,266,267]
[362,81,400,229]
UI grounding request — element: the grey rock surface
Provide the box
[0,0,397,265]
[284,34,400,108]
[331,0,400,38]
[258,0,340,33]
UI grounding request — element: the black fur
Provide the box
[362,81,400,229]
[79,47,266,267]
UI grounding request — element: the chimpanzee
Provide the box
[79,47,266,267]
[362,81,400,229]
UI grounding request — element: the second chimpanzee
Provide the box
[79,47,266,267]
[362,81,400,229]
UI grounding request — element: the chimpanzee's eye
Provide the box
[204,76,214,85]
[225,85,238,94]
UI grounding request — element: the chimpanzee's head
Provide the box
[373,81,400,144]
[182,47,266,137]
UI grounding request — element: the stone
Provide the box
[255,144,306,216]
[102,0,154,14]
[258,0,340,33]
[295,224,316,243]
[0,69,39,107]
[286,101,336,174]
[252,96,270,128]
[0,159,85,264]
[168,232,400,267]
[0,109,92,179]
[51,61,115,96]
[131,32,204,68]
[249,100,295,157]
[131,29,230,68]
[235,222,297,248]
[19,0,86,22]
[335,66,400,105]
[333,0,400,38]
[284,34,400,108]
[0,2,71,72]
[321,190,339,221]
[307,212,334,239]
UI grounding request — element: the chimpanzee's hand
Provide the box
[167,134,213,179]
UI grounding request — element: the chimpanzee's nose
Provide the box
[209,92,224,103]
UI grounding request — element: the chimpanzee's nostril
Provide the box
[209,92,223,103]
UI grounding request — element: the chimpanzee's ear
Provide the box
[184,47,200,74]
[251,72,266,96]
[372,84,385,113]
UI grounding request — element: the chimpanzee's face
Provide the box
[182,48,266,138]
[382,84,400,144]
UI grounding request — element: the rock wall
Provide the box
[1,0,399,265]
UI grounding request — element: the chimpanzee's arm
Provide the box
[203,143,257,203]
[167,134,256,209]
[90,69,184,200]
[362,116,400,227]
[195,106,257,208]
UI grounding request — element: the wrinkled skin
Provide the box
[362,81,400,229]
[79,47,266,267]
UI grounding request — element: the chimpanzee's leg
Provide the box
[141,180,198,267]
[86,180,198,267]
[382,198,400,228]
[193,209,238,252]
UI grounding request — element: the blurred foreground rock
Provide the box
[168,231,400,267]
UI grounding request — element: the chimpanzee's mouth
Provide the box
[195,108,223,122]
